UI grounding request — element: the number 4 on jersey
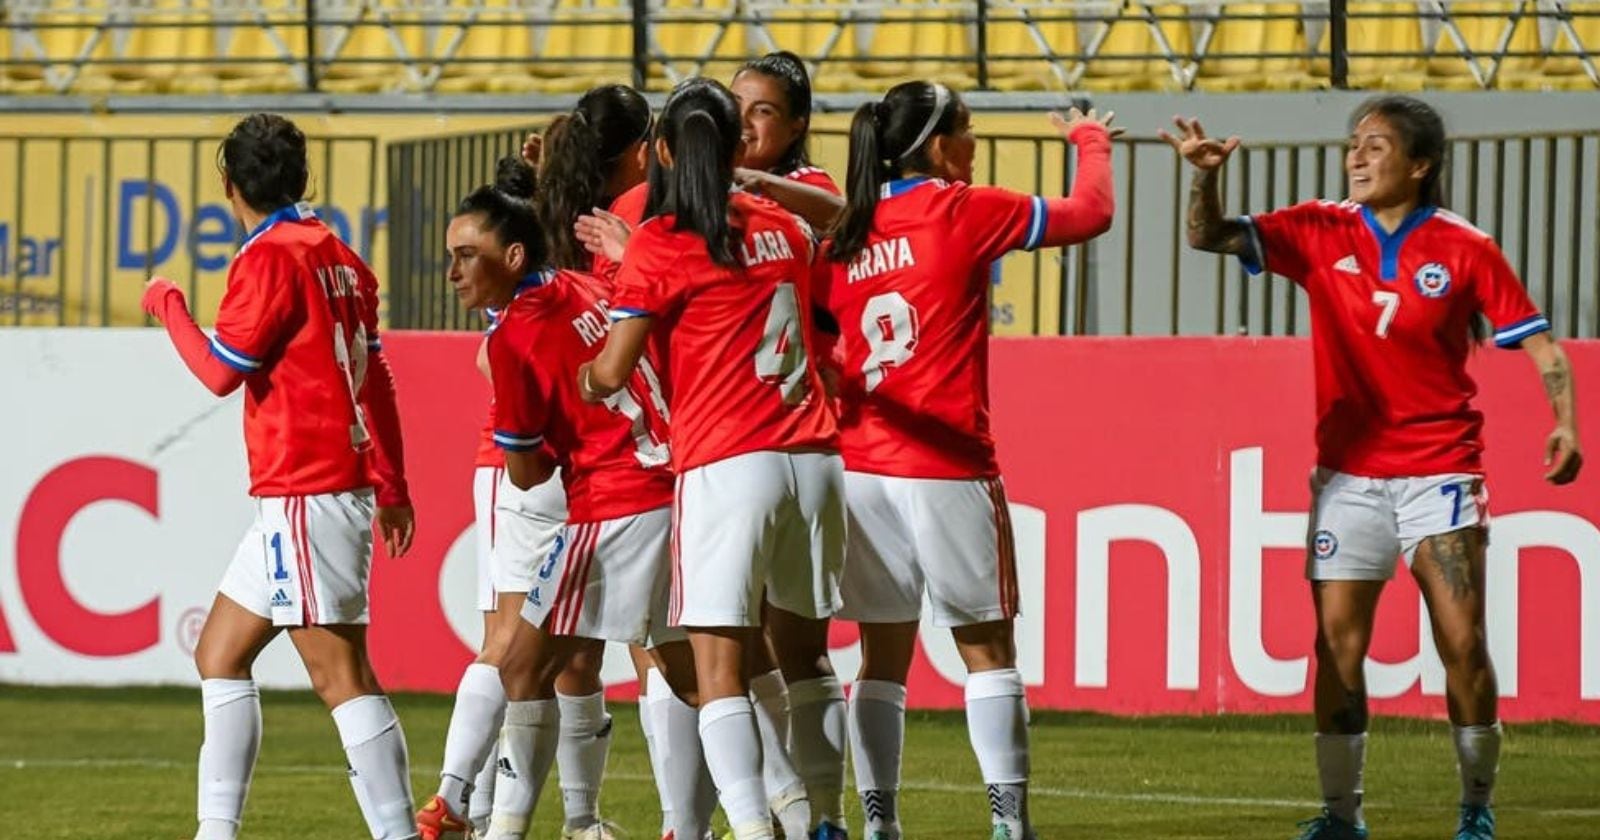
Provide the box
[862,291,919,391]
[755,282,810,404]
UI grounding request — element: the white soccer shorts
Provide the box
[218,489,376,627]
[670,450,846,628]
[1306,467,1489,581]
[520,505,679,646]
[837,472,1019,627]
[474,465,568,610]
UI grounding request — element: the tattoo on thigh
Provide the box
[1331,689,1369,734]
[1423,529,1479,601]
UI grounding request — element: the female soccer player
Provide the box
[535,84,714,840]
[141,113,419,840]
[579,78,845,840]
[1165,96,1583,840]
[731,50,845,230]
[424,156,675,840]
[820,84,1116,840]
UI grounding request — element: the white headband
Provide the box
[898,84,950,162]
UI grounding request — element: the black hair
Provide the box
[456,155,546,268]
[1349,95,1448,208]
[644,77,742,267]
[220,113,310,213]
[831,81,963,263]
[734,50,814,175]
[536,84,653,270]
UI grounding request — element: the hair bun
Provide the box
[493,155,536,200]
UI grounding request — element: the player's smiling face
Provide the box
[446,213,517,311]
[732,70,803,173]
[1345,114,1426,210]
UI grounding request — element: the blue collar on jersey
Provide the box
[1361,204,1436,282]
[242,201,317,250]
[485,269,557,331]
[881,176,937,199]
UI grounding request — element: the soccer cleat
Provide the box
[563,821,623,840]
[1455,804,1495,840]
[1292,808,1370,840]
[810,822,848,840]
[416,794,471,840]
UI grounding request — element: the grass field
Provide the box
[2,686,1596,840]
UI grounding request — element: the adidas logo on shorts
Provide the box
[270,588,292,608]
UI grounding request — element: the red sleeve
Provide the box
[1243,200,1336,284]
[210,248,299,375]
[609,224,686,321]
[487,321,552,453]
[142,282,244,396]
[353,267,409,507]
[786,167,841,196]
[953,123,1114,262]
[1471,237,1551,348]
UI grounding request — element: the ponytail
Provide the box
[535,84,653,270]
[831,102,887,264]
[537,112,605,269]
[650,78,742,267]
[456,155,545,264]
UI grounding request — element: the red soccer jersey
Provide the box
[610,191,837,472]
[816,177,1102,479]
[475,312,506,469]
[488,269,673,522]
[1244,200,1550,477]
[210,203,398,499]
[784,166,840,196]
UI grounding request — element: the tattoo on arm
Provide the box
[1186,167,1253,257]
[1421,528,1482,601]
[1542,354,1570,404]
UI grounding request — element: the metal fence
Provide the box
[4,0,1598,96]
[385,123,1600,337]
[0,131,380,326]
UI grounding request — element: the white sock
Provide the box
[332,695,418,840]
[654,680,717,840]
[750,669,809,836]
[849,679,907,838]
[486,699,561,840]
[438,663,507,817]
[966,669,1030,836]
[557,691,612,830]
[1315,732,1367,825]
[196,679,260,840]
[642,669,675,835]
[470,741,499,836]
[1454,722,1502,807]
[699,696,773,830]
[788,676,847,828]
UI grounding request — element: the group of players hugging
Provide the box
[143,49,1580,840]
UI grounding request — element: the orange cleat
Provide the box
[416,794,471,840]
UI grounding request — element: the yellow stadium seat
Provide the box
[1310,1,1427,88]
[315,1,428,94]
[510,0,633,93]
[1074,0,1191,92]
[650,0,752,88]
[982,1,1081,91]
[177,8,309,94]
[742,0,866,91]
[847,0,976,89]
[1423,1,1540,85]
[1190,2,1315,90]
[1532,0,1600,81]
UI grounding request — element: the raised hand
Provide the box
[575,208,632,263]
[521,132,543,169]
[1051,106,1124,140]
[1157,116,1241,171]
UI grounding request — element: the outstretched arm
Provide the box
[1522,332,1583,484]
[734,168,847,231]
[1158,117,1254,256]
[142,278,246,396]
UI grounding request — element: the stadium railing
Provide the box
[383,122,1600,337]
[0,130,380,326]
[3,1,1598,96]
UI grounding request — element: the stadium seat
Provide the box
[983,0,1082,91]
[1074,0,1193,92]
[314,0,427,94]
[1190,2,1317,91]
[162,3,308,95]
[1511,0,1600,85]
[651,0,755,89]
[1309,0,1428,88]
[522,0,634,93]
[846,0,977,89]
[743,0,868,91]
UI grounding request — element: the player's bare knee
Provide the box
[952,620,1016,671]
[1435,625,1492,672]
